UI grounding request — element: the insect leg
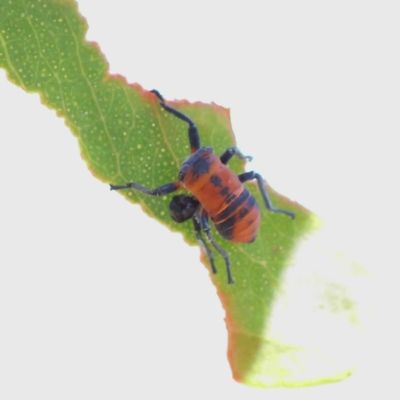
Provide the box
[238,171,295,219]
[193,214,217,275]
[220,146,252,165]
[110,181,181,196]
[199,211,234,284]
[150,89,201,153]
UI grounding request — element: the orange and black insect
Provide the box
[110,90,295,284]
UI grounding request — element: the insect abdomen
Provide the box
[212,188,260,243]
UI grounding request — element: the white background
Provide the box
[0,1,399,398]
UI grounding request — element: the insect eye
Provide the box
[169,195,199,223]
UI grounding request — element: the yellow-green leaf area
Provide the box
[0,0,331,387]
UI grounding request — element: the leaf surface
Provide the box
[0,0,358,387]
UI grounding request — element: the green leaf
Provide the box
[0,0,361,387]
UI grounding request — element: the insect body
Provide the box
[178,146,260,244]
[110,90,295,284]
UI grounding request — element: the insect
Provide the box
[110,90,295,284]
